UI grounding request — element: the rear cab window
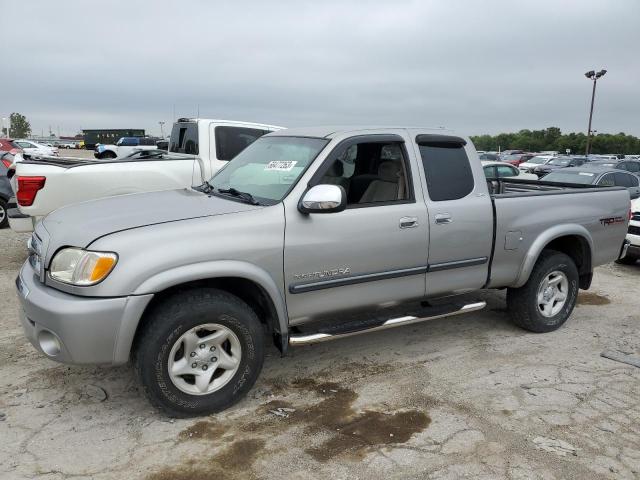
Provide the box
[169,122,199,154]
[416,135,474,201]
[214,126,269,161]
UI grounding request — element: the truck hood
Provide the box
[41,188,261,249]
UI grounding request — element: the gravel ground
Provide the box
[1,227,639,479]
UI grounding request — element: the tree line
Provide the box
[1,112,32,138]
[470,127,640,155]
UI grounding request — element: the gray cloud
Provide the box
[3,0,639,137]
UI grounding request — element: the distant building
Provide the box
[82,129,145,149]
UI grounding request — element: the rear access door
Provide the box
[411,133,494,296]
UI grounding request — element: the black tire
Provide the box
[0,199,8,229]
[133,288,265,417]
[98,151,117,159]
[615,255,637,265]
[507,250,579,333]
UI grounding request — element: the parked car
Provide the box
[15,126,630,416]
[481,161,538,180]
[478,153,499,161]
[0,138,22,155]
[57,141,78,149]
[518,155,555,173]
[501,153,535,167]
[532,156,588,178]
[13,140,58,158]
[542,166,640,198]
[0,155,14,228]
[589,159,640,176]
[616,197,640,265]
[7,119,284,232]
[95,137,162,159]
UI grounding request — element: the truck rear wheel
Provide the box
[507,250,578,333]
[133,288,265,417]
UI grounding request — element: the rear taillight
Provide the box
[1,158,11,168]
[17,176,46,206]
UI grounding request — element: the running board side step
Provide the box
[288,301,486,346]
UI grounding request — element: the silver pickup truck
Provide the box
[16,126,631,417]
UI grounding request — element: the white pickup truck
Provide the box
[7,119,283,232]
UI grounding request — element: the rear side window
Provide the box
[598,173,615,186]
[615,172,638,187]
[418,141,474,201]
[169,122,199,154]
[215,126,268,161]
[496,164,517,177]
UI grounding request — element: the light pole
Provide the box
[159,121,165,138]
[584,69,606,156]
[1,118,5,138]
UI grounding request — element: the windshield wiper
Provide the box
[217,187,261,205]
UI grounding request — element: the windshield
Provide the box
[502,154,520,160]
[209,136,328,204]
[543,171,596,185]
[548,158,570,166]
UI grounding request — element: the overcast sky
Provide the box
[2,0,639,138]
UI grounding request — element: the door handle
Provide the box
[399,217,419,229]
[435,213,452,225]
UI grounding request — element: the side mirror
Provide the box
[298,184,346,214]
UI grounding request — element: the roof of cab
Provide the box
[266,126,451,139]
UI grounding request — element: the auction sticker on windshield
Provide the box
[265,161,297,171]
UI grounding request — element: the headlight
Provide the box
[49,248,118,286]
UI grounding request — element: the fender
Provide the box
[114,260,290,359]
[513,224,594,288]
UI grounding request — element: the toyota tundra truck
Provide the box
[16,126,631,417]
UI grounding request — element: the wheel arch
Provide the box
[514,225,593,289]
[116,261,289,364]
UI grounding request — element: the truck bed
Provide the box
[20,151,193,170]
[486,177,630,290]
[487,177,612,196]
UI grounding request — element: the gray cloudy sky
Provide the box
[3,0,639,137]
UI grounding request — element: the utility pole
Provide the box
[158,121,165,138]
[584,69,607,156]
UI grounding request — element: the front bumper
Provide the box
[16,262,153,365]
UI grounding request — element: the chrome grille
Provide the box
[632,212,640,221]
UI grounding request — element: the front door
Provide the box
[283,134,429,324]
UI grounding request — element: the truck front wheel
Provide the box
[507,250,579,333]
[133,288,265,417]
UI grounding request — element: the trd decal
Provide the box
[599,216,625,226]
